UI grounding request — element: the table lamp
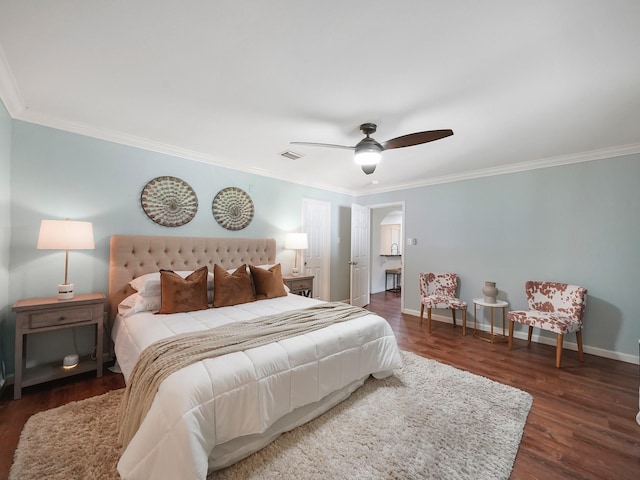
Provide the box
[285,233,308,276]
[37,219,95,300]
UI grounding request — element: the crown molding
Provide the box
[14,109,357,196]
[3,71,637,198]
[354,143,640,196]
[0,65,355,195]
[0,45,25,116]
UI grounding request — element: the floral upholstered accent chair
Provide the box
[419,273,467,335]
[508,281,587,368]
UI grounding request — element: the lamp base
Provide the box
[291,267,300,277]
[58,283,74,300]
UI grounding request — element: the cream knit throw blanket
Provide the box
[118,302,370,448]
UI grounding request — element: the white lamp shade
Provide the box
[285,233,308,250]
[37,219,95,250]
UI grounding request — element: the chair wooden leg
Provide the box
[576,330,584,362]
[527,326,533,346]
[451,309,457,328]
[508,320,514,350]
[427,308,432,334]
[556,333,563,368]
[420,304,424,326]
[461,309,466,336]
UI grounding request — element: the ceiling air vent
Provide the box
[280,150,303,160]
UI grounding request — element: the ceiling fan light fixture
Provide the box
[361,164,377,175]
[353,137,383,166]
[291,122,453,176]
[354,149,381,165]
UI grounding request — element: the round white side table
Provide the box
[473,298,509,343]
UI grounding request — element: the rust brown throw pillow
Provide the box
[158,266,209,314]
[213,264,255,307]
[250,264,287,300]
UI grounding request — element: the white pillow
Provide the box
[118,293,161,317]
[254,264,273,269]
[119,290,214,317]
[130,270,214,297]
[224,264,272,274]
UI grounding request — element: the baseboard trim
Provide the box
[402,308,639,365]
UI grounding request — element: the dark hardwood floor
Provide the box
[1,291,638,479]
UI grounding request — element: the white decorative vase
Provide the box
[482,281,498,304]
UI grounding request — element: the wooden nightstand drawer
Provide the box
[283,274,315,298]
[288,279,313,291]
[29,306,93,329]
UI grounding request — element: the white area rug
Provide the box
[10,351,532,479]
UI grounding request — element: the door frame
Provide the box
[361,201,406,310]
[302,198,331,301]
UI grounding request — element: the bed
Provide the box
[108,235,403,480]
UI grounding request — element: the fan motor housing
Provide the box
[360,123,377,135]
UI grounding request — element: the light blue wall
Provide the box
[7,120,355,371]
[3,111,639,371]
[359,155,640,360]
[0,102,10,385]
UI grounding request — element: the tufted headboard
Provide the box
[108,235,276,320]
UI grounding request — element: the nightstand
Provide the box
[283,274,314,298]
[12,293,105,399]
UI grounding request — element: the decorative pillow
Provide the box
[158,266,209,314]
[213,264,255,308]
[250,263,287,300]
[130,270,214,297]
[118,293,162,317]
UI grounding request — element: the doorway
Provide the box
[351,201,405,311]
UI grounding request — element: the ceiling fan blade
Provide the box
[382,129,453,150]
[290,142,354,150]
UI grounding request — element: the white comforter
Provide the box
[112,294,402,480]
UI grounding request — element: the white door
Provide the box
[302,199,331,301]
[350,203,370,307]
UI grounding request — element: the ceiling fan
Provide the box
[291,123,453,174]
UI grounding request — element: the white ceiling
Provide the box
[1,1,639,195]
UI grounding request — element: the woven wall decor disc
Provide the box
[141,176,198,227]
[212,187,254,231]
